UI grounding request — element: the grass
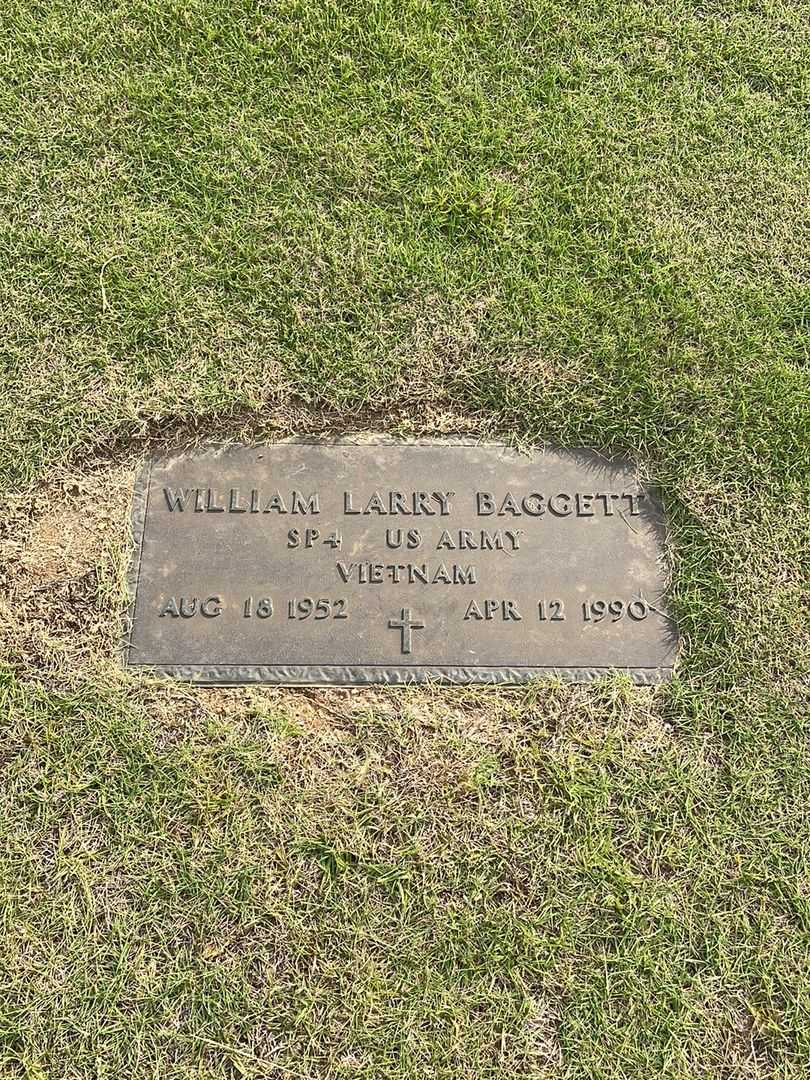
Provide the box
[0,0,808,1076]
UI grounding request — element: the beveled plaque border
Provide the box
[128,663,674,686]
[123,437,679,686]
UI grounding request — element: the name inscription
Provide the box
[125,442,679,684]
[162,487,644,518]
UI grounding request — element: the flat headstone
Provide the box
[125,441,679,684]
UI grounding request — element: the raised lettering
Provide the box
[292,491,320,514]
[548,493,572,517]
[453,564,477,584]
[498,492,521,516]
[163,487,193,512]
[477,492,495,515]
[595,493,617,515]
[263,492,287,513]
[433,491,453,515]
[522,493,545,516]
[365,491,387,514]
[464,600,484,620]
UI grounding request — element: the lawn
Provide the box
[0,0,808,1076]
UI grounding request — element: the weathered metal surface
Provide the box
[124,441,679,684]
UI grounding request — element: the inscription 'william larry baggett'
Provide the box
[125,441,679,685]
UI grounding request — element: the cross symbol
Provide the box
[388,608,425,655]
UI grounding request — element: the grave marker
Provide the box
[125,441,679,683]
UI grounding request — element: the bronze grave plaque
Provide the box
[125,441,679,684]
